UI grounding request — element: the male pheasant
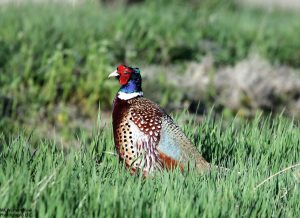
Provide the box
[109,64,210,176]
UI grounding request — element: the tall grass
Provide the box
[1,3,299,215]
[0,114,299,217]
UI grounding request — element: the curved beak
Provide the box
[108,70,119,78]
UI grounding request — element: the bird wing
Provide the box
[128,97,209,173]
[158,115,210,172]
[128,97,183,171]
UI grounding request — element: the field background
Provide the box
[0,0,299,217]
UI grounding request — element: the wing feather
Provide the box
[127,97,209,174]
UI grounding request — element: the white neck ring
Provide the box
[117,91,143,100]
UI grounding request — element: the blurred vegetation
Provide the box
[0,0,300,138]
[1,2,300,214]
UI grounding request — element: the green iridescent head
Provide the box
[108,64,142,94]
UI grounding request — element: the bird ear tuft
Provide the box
[134,68,140,74]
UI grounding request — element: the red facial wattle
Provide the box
[117,65,133,85]
[119,74,131,85]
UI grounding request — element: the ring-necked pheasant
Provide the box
[109,64,210,176]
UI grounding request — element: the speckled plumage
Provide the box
[110,65,210,176]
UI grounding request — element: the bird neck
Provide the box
[118,79,143,100]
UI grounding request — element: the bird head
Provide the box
[109,64,143,97]
[108,64,141,85]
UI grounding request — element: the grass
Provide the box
[0,2,300,216]
[1,113,299,217]
[1,1,300,135]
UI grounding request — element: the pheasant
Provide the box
[109,64,210,176]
